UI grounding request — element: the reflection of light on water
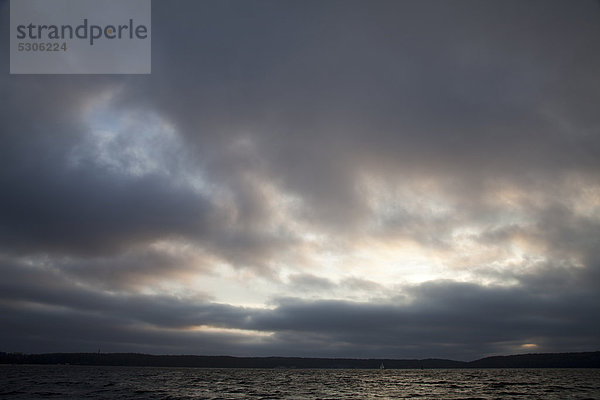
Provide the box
[4,366,598,397]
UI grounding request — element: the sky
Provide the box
[1,0,599,361]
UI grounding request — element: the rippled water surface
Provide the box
[1,365,599,399]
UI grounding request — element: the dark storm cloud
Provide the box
[1,0,599,358]
[128,0,600,232]
[0,256,252,329]
[0,71,216,256]
[57,247,209,291]
[256,270,599,359]
[3,0,600,254]
[0,168,214,254]
[2,253,597,359]
[0,302,266,355]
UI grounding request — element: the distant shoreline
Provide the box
[1,351,599,369]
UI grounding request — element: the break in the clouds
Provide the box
[1,0,599,360]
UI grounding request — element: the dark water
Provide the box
[1,365,599,399]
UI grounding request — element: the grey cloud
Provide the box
[4,0,599,249]
[252,279,599,359]
[0,257,257,331]
[0,303,270,355]
[57,248,210,291]
[5,240,596,358]
[473,200,600,271]
[533,204,600,263]
[284,274,388,300]
[2,264,597,359]
[0,168,214,255]
[287,273,336,292]
[1,0,599,358]
[139,0,600,232]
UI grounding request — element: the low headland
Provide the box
[1,351,598,369]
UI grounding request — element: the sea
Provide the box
[1,365,599,399]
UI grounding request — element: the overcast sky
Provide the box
[1,0,599,360]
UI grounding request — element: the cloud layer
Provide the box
[1,0,599,359]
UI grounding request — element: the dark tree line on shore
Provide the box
[1,351,598,369]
